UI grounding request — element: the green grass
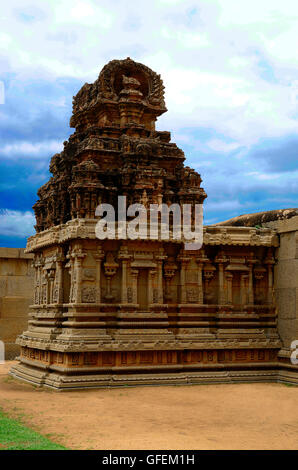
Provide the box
[0,409,67,450]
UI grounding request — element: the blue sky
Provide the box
[0,0,298,247]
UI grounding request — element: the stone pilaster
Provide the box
[178,252,191,304]
[130,269,139,304]
[148,269,157,304]
[265,249,275,305]
[118,246,131,304]
[196,249,208,304]
[71,247,86,304]
[225,272,233,304]
[94,247,104,304]
[155,251,167,304]
[55,253,65,304]
[215,250,228,305]
[240,273,249,306]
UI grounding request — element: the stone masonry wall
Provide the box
[216,211,298,363]
[0,248,34,359]
[263,216,298,357]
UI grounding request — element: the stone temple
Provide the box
[10,58,297,389]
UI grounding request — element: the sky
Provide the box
[0,0,298,247]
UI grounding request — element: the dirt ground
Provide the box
[0,361,297,450]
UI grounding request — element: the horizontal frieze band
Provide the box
[20,346,279,371]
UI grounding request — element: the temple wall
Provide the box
[0,248,34,359]
[263,216,298,358]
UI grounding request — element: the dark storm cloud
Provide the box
[250,136,298,173]
[0,74,82,148]
[0,74,83,247]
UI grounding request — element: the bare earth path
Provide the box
[0,362,297,450]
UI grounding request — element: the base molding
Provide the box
[9,360,297,391]
[10,345,297,390]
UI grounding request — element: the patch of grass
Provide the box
[2,376,14,384]
[0,409,68,450]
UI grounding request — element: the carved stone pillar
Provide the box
[218,264,225,304]
[118,246,131,304]
[155,252,167,304]
[254,266,266,304]
[240,273,249,306]
[148,269,157,304]
[71,247,86,304]
[130,269,139,304]
[180,261,187,304]
[121,259,128,303]
[215,250,228,305]
[225,272,233,304]
[75,257,83,304]
[164,257,177,302]
[104,252,119,301]
[265,249,275,305]
[158,260,163,304]
[94,247,104,304]
[66,251,75,303]
[196,249,209,304]
[55,253,65,304]
[36,261,41,304]
[178,253,191,304]
[247,252,256,305]
[32,260,38,304]
[44,270,50,304]
[44,267,55,304]
[203,264,216,304]
[248,265,254,305]
[34,258,43,305]
[197,262,204,304]
[41,268,47,305]
[267,265,273,304]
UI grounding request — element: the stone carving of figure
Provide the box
[120,75,143,101]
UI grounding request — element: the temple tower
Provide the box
[11,58,281,389]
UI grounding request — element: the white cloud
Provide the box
[161,27,210,48]
[1,0,298,237]
[255,173,280,181]
[0,140,63,158]
[1,0,298,197]
[0,209,35,238]
[206,139,241,153]
[205,200,243,211]
[0,32,12,48]
[217,0,293,26]
[54,0,113,28]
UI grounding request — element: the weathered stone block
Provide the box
[0,297,31,318]
[275,259,298,288]
[275,288,296,319]
[5,277,33,298]
[0,318,28,342]
[277,319,298,348]
[277,232,297,260]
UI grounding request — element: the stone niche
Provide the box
[10,58,288,389]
